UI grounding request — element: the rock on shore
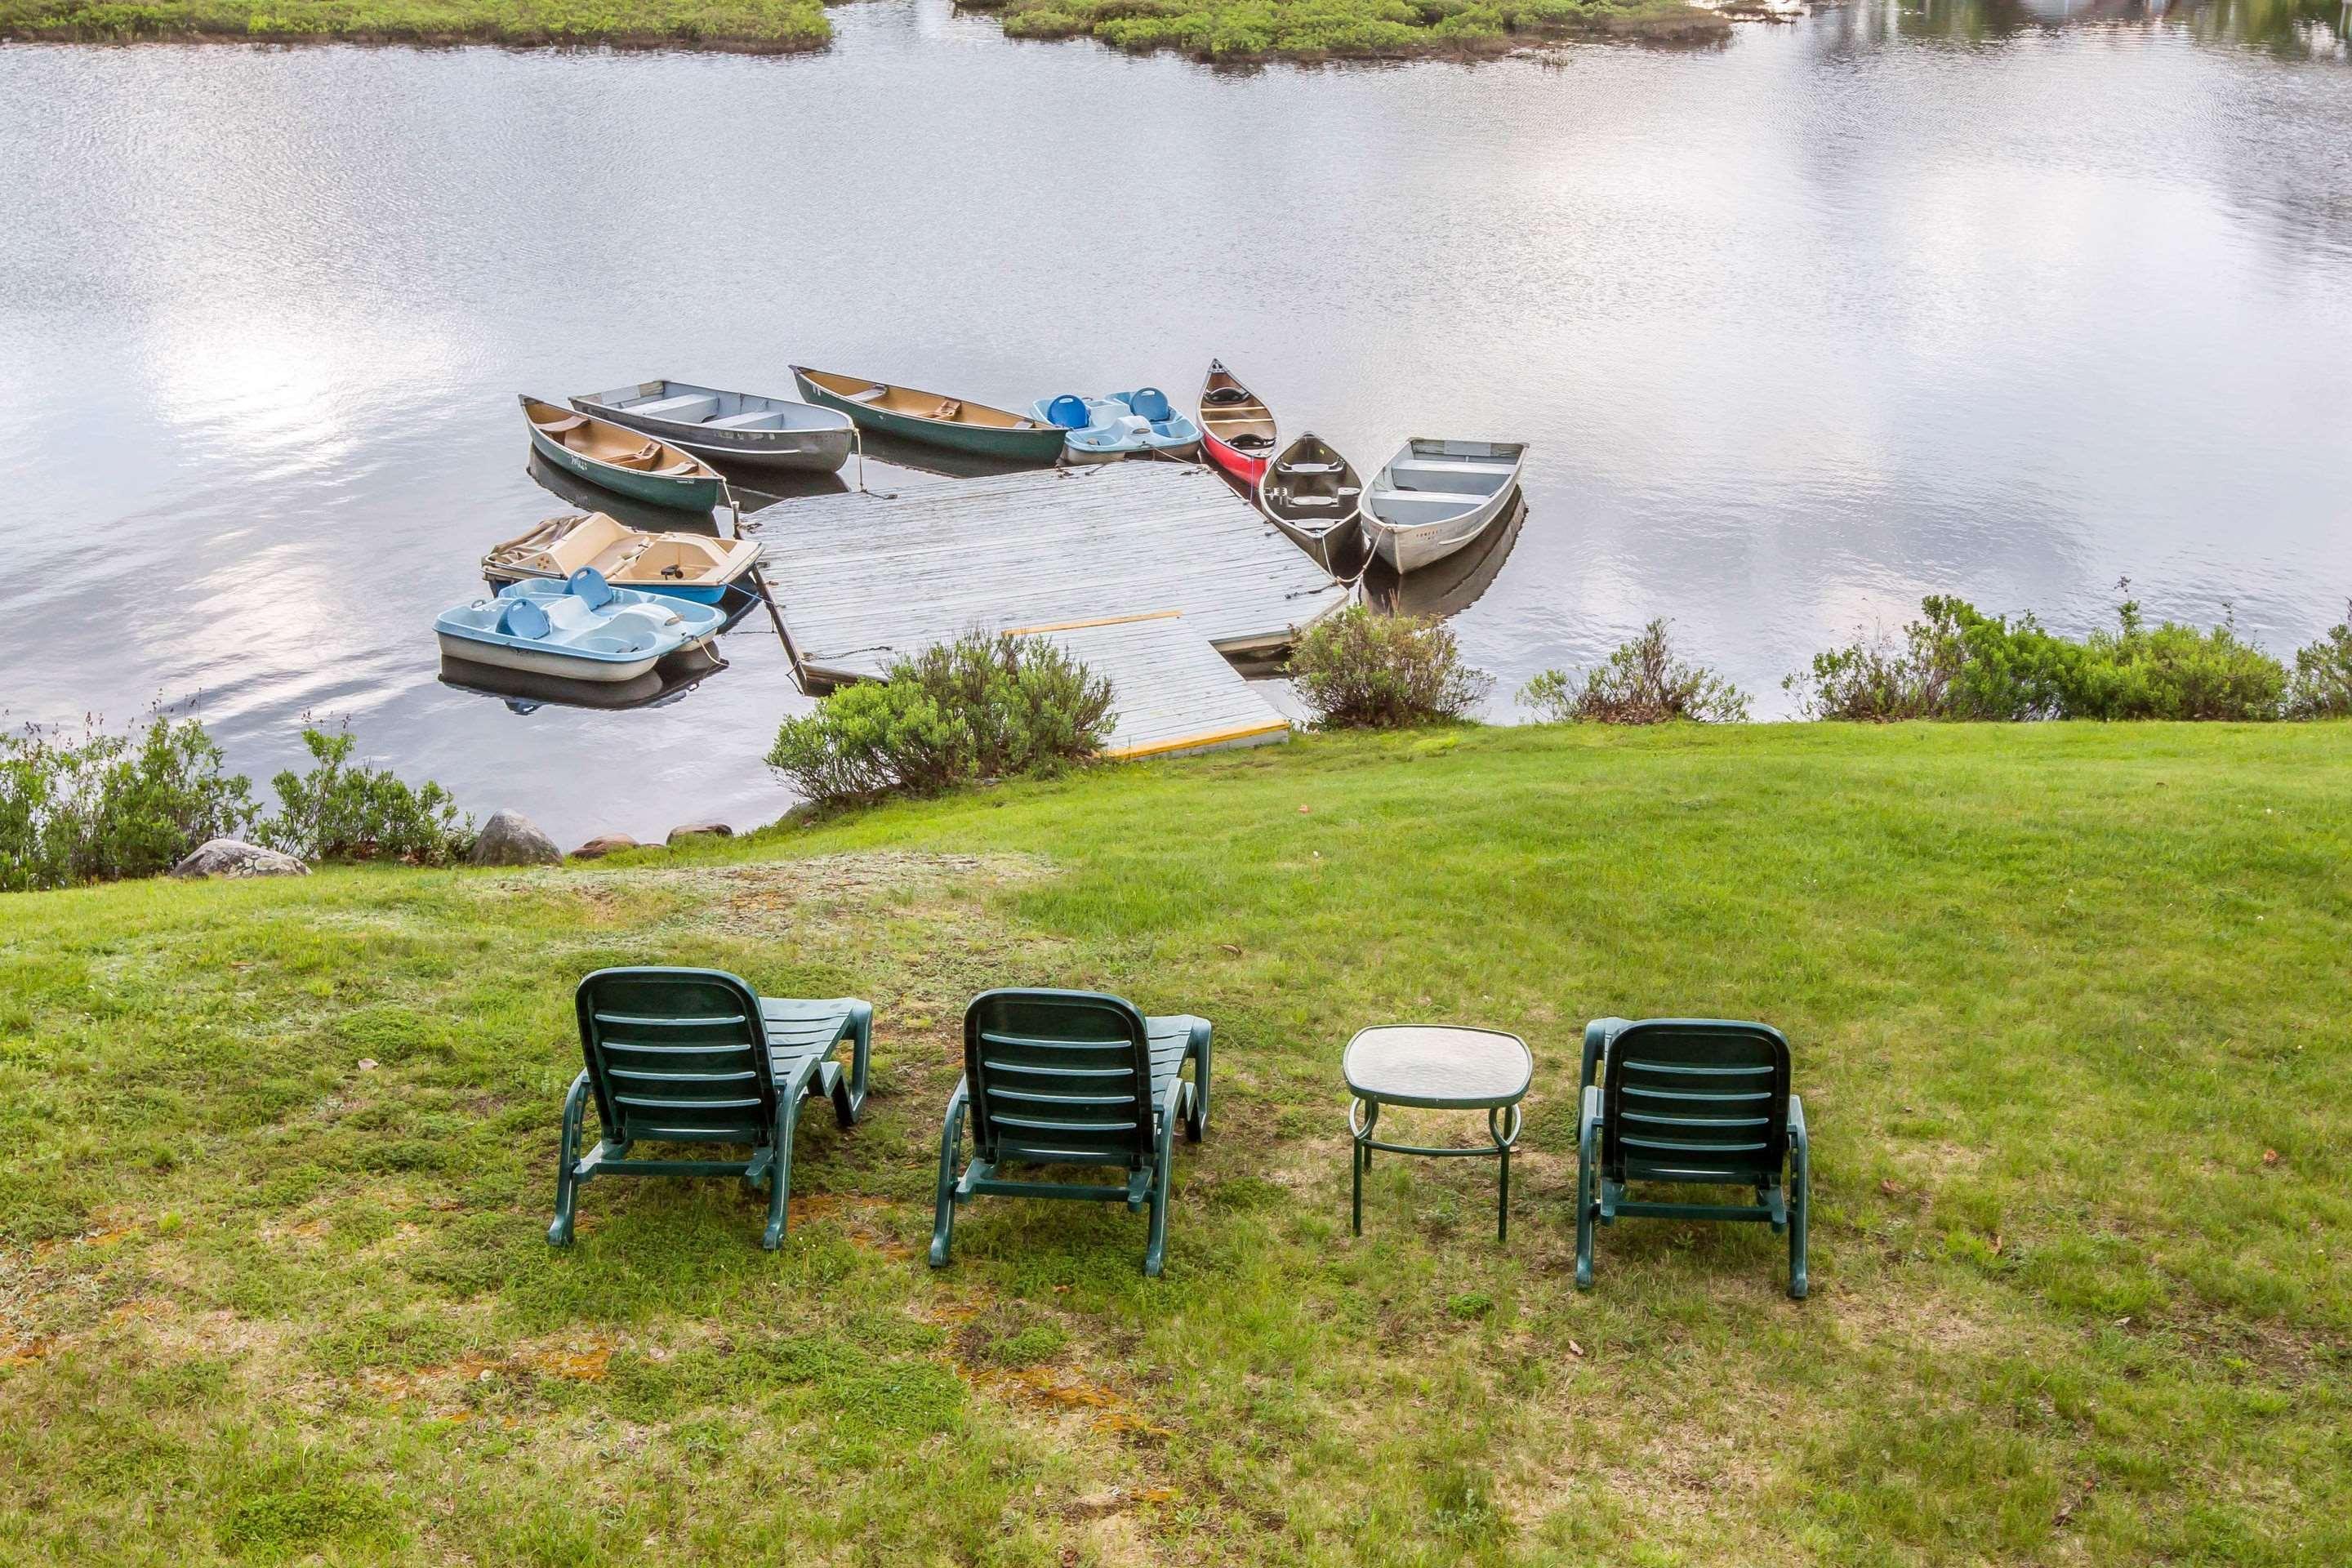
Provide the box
[172,839,310,879]
[469,810,561,866]
[570,833,639,861]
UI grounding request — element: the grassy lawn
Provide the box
[0,0,830,50]
[964,0,1725,61]
[2,722,2347,1564]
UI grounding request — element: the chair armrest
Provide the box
[1156,1071,1187,1164]
[1581,1018,1629,1095]
[1579,1083,1603,1158]
[1787,1093,1807,1152]
[839,1000,872,1116]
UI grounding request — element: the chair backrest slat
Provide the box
[1603,1020,1790,1186]
[965,991,1153,1168]
[576,968,778,1145]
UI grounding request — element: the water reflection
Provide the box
[1364,498,1530,621]
[1872,0,2347,53]
[439,645,730,714]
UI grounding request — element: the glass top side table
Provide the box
[1344,1024,1533,1243]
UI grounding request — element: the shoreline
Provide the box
[2,0,1735,59]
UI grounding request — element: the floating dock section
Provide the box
[1011,611,1293,760]
[748,462,1350,758]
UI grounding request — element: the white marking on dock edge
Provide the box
[1009,611,1290,760]
[747,462,1350,687]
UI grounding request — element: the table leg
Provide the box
[1349,1097,1379,1237]
[1498,1143,1510,1244]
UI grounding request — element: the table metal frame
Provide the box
[1348,1080,1526,1244]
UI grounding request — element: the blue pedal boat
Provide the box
[1030,388,1204,465]
[434,569,725,684]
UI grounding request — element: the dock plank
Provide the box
[746,463,1349,686]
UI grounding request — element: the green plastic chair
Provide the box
[549,966,871,1250]
[1575,1017,1810,1299]
[929,988,1209,1277]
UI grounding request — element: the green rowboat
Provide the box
[519,395,724,513]
[790,366,1067,464]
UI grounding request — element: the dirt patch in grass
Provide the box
[483,851,1053,936]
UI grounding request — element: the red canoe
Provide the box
[1197,359,1277,487]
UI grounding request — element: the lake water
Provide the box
[3,1,2348,848]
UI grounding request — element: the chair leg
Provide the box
[762,1097,800,1251]
[1143,1155,1171,1278]
[1575,1092,1599,1290]
[1788,1096,1811,1301]
[547,1071,589,1247]
[929,1080,969,1268]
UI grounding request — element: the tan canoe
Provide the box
[519,395,724,511]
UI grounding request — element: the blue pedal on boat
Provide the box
[434,568,725,684]
[1028,388,1204,465]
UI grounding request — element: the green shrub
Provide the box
[1520,619,1748,724]
[1288,606,1490,729]
[767,630,1115,806]
[2283,601,2352,719]
[1789,586,2289,722]
[0,710,258,892]
[253,727,474,865]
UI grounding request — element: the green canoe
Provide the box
[791,366,1067,464]
[519,396,724,513]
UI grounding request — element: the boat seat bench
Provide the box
[625,394,722,421]
[1393,457,1512,479]
[706,412,785,430]
[1372,487,1493,508]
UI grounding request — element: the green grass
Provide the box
[3,722,2349,1564]
[964,0,1725,60]
[0,0,829,50]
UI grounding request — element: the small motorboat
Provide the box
[433,569,725,684]
[481,512,760,605]
[1196,360,1276,486]
[1258,433,1365,575]
[1359,438,1530,573]
[791,366,1067,464]
[1029,387,1204,465]
[570,379,855,474]
[519,396,724,512]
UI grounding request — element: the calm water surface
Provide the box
[3,2,2349,845]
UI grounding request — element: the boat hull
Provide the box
[1204,431,1270,486]
[434,628,701,684]
[571,388,854,474]
[1263,511,1365,577]
[1366,490,1513,573]
[524,422,724,512]
[793,368,1067,463]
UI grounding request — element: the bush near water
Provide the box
[1786,585,2302,723]
[766,629,1116,806]
[0,715,470,893]
[1287,605,1493,728]
[1520,617,1752,725]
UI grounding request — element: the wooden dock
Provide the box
[1012,612,1291,760]
[746,462,1351,688]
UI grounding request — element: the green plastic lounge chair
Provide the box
[1575,1017,1810,1299]
[929,988,1209,1278]
[549,967,871,1250]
